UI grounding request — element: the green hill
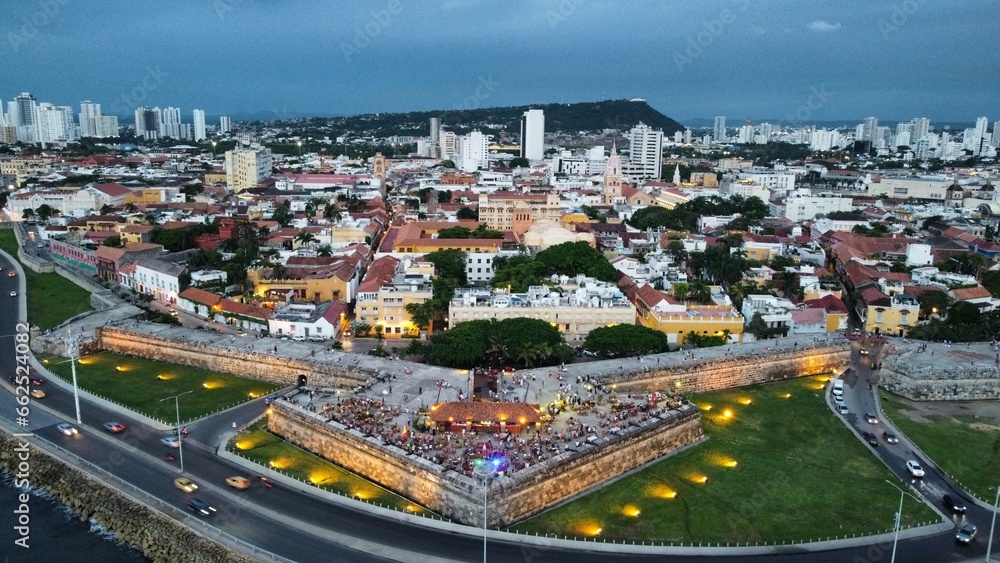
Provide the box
[273,100,684,138]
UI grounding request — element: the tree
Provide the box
[271,201,293,227]
[102,235,123,247]
[323,203,343,222]
[349,320,372,336]
[672,282,689,302]
[491,255,545,292]
[420,318,565,369]
[100,204,114,215]
[373,324,385,347]
[948,301,981,325]
[35,204,56,221]
[917,290,949,317]
[124,202,138,214]
[438,160,456,169]
[456,206,478,221]
[270,263,288,280]
[316,244,333,257]
[294,230,316,247]
[424,249,468,286]
[582,325,667,356]
[536,241,617,282]
[688,280,712,304]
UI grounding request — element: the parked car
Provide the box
[882,431,898,444]
[56,423,78,436]
[174,477,198,493]
[292,335,306,342]
[861,431,879,447]
[905,460,925,478]
[955,522,977,544]
[103,422,126,433]
[943,494,967,514]
[837,403,849,415]
[160,436,181,448]
[865,412,879,424]
[186,497,216,516]
[225,476,251,490]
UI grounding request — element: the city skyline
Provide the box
[4,1,997,121]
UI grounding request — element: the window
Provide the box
[875,310,884,323]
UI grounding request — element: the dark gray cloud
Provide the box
[3,0,997,122]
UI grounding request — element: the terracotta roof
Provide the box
[93,182,131,197]
[322,301,349,324]
[358,255,400,293]
[219,299,272,320]
[952,286,992,301]
[805,294,849,314]
[179,287,222,307]
[429,402,541,424]
[791,308,826,325]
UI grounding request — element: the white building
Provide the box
[713,116,726,143]
[225,146,273,191]
[783,194,854,222]
[737,170,796,191]
[466,251,496,284]
[520,109,545,160]
[219,115,232,134]
[741,294,794,332]
[192,109,207,141]
[268,301,344,341]
[905,243,934,267]
[125,259,185,303]
[36,104,76,144]
[626,122,663,179]
[459,130,489,172]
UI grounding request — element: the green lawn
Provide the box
[231,421,426,514]
[880,391,1000,502]
[40,351,280,423]
[512,376,937,543]
[0,229,94,330]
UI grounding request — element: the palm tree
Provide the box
[688,280,712,304]
[323,203,343,222]
[316,244,333,257]
[672,282,690,302]
[516,345,538,368]
[294,230,316,247]
[124,202,138,214]
[270,263,288,280]
[534,342,554,365]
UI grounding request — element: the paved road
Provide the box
[0,250,995,562]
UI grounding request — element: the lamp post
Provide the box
[161,391,193,473]
[211,140,217,158]
[472,456,504,563]
[297,141,303,158]
[65,333,82,424]
[884,479,919,563]
[987,484,999,563]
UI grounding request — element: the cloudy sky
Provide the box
[5,0,998,123]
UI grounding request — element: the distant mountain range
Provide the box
[681,117,977,131]
[224,99,686,137]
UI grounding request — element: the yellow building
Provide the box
[247,257,356,303]
[859,290,920,336]
[355,255,433,337]
[632,284,744,343]
[123,188,168,206]
[391,221,507,254]
[477,192,562,235]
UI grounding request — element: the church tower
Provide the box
[603,142,623,205]
[673,164,681,185]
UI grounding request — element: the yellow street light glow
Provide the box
[699,403,713,411]
[739,398,752,405]
[115,365,129,372]
[781,393,792,399]
[158,374,173,380]
[622,505,641,517]
[722,409,733,418]
[691,475,709,484]
[725,460,739,468]
[578,522,603,536]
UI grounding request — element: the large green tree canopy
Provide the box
[582,324,668,356]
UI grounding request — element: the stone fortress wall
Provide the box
[879,350,1000,401]
[268,399,704,527]
[96,327,370,389]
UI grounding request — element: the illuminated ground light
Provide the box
[353,490,374,501]
[648,485,678,499]
[738,398,752,406]
[690,474,709,484]
[698,403,713,411]
[722,409,733,419]
[268,458,293,470]
[405,505,420,513]
[202,381,222,389]
[115,365,130,372]
[308,472,337,485]
[577,522,603,537]
[157,374,173,380]
[723,459,739,468]
[234,440,255,450]
[77,358,93,365]
[780,393,792,399]
[621,504,641,517]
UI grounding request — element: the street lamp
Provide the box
[297,141,303,158]
[211,140,217,158]
[160,391,193,473]
[884,479,920,563]
[65,334,83,424]
[472,456,504,563]
[987,484,999,563]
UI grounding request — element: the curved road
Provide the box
[0,251,992,562]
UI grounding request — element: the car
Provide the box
[955,522,977,544]
[859,348,870,356]
[29,389,45,399]
[186,497,216,516]
[264,394,278,405]
[882,431,898,444]
[30,377,43,386]
[225,476,251,490]
[905,460,925,478]
[292,335,306,342]
[865,412,879,424]
[168,310,178,317]
[943,494,967,514]
[103,422,126,433]
[10,290,17,297]
[56,423,78,436]
[36,242,44,248]
[308,335,325,342]
[8,271,16,277]
[171,427,189,437]
[862,431,879,447]
[160,436,181,448]
[837,403,849,415]
[174,477,198,493]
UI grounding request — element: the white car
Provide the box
[161,436,182,448]
[905,460,925,478]
[56,423,79,436]
[9,291,16,297]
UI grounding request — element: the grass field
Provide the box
[40,351,280,423]
[231,421,425,514]
[880,391,1000,502]
[512,376,937,543]
[0,229,93,330]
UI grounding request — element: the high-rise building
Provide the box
[713,116,726,143]
[683,129,693,144]
[193,109,206,141]
[225,146,273,192]
[459,130,489,172]
[860,117,878,142]
[429,117,440,143]
[12,93,38,143]
[973,116,990,155]
[603,142,623,205]
[219,115,232,134]
[992,121,1000,148]
[627,121,663,179]
[134,106,160,140]
[79,101,101,138]
[158,107,181,139]
[520,109,544,160]
[36,103,76,144]
[911,117,930,142]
